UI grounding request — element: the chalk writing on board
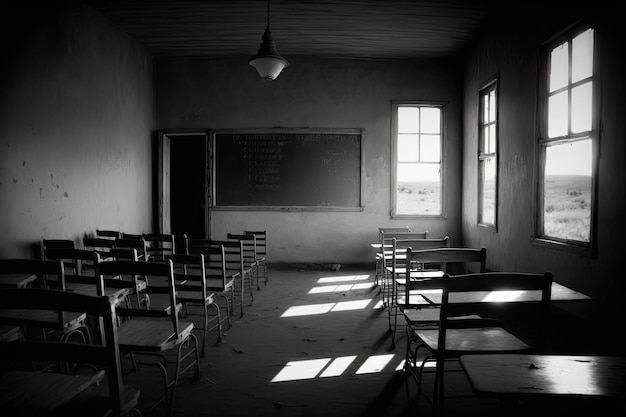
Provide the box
[213,130,363,209]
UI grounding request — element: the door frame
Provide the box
[158,129,210,238]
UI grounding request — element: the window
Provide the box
[536,26,596,250]
[391,102,443,217]
[478,78,498,228]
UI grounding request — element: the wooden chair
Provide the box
[115,238,149,262]
[97,259,200,416]
[107,247,149,309]
[389,240,481,349]
[143,233,176,261]
[41,239,75,269]
[379,231,430,305]
[227,233,260,290]
[397,247,487,353]
[185,236,248,317]
[43,248,132,307]
[0,258,90,344]
[385,235,449,346]
[0,287,140,416]
[244,230,269,285]
[406,271,553,416]
[166,253,226,355]
[374,227,412,286]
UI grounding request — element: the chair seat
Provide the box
[0,369,105,415]
[403,307,441,323]
[118,317,194,351]
[413,326,531,353]
[177,290,216,304]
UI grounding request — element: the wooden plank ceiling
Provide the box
[86,0,502,61]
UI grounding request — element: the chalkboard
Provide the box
[212,129,363,210]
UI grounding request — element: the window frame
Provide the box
[478,76,499,230]
[533,22,599,256]
[390,100,446,219]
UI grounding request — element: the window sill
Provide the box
[531,237,593,258]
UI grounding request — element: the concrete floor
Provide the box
[122,264,620,417]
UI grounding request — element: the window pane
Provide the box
[482,126,489,153]
[420,134,440,162]
[548,91,568,138]
[572,28,594,83]
[550,42,569,92]
[488,124,496,153]
[420,107,440,134]
[571,81,592,133]
[397,134,419,162]
[398,107,419,133]
[482,94,489,124]
[489,90,496,122]
[543,140,592,242]
[480,157,496,225]
[397,163,440,215]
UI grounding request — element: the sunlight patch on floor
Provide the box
[317,274,370,283]
[355,354,395,374]
[281,299,374,317]
[271,354,398,382]
[309,282,376,294]
[271,358,331,382]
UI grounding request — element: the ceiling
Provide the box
[84,0,504,61]
[85,1,598,61]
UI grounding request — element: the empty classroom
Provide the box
[1,2,624,417]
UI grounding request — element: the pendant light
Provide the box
[249,0,289,81]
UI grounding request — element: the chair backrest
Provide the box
[109,247,139,261]
[403,246,484,307]
[120,233,143,240]
[0,258,65,290]
[143,233,176,261]
[389,235,449,273]
[0,287,126,415]
[438,271,553,353]
[42,239,75,250]
[43,248,104,295]
[404,246,486,274]
[227,233,258,267]
[243,230,267,259]
[83,237,116,254]
[378,226,412,242]
[41,239,75,266]
[115,238,149,261]
[165,253,208,298]
[96,230,121,240]
[186,237,245,279]
[97,260,182,336]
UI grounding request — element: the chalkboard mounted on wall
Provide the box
[211,128,364,211]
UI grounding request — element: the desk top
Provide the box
[421,282,590,304]
[460,354,626,399]
[0,273,38,288]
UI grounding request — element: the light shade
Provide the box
[249,28,289,81]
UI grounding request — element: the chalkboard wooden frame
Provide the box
[210,128,364,211]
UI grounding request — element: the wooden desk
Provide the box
[0,273,38,288]
[460,354,626,400]
[421,282,591,304]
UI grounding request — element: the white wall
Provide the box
[0,5,156,258]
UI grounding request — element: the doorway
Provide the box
[158,131,209,250]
